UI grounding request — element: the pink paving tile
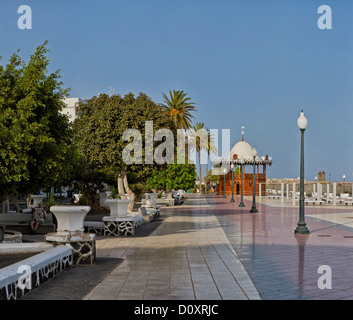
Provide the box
[202,194,353,300]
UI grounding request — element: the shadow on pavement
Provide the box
[21,257,123,300]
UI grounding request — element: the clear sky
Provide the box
[1,0,353,181]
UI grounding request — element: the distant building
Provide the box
[214,128,273,196]
[61,97,84,121]
[318,171,326,182]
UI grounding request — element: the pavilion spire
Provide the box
[241,126,245,141]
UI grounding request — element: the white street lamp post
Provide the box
[239,156,245,207]
[295,110,309,234]
[250,147,258,213]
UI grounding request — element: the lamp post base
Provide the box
[250,206,258,213]
[239,202,245,207]
[230,198,235,203]
[294,224,310,234]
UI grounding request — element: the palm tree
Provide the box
[161,90,196,129]
[188,122,217,194]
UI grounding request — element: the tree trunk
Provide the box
[83,186,103,211]
[205,151,209,193]
[26,195,32,208]
[9,194,21,212]
[117,171,127,199]
[198,150,202,194]
[122,170,136,212]
[1,199,9,213]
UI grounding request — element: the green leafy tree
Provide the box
[146,163,196,191]
[0,41,73,209]
[74,92,177,212]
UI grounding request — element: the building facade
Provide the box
[61,97,83,121]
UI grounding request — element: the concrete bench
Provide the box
[0,213,56,234]
[165,198,175,206]
[84,221,105,235]
[326,198,345,204]
[305,199,324,205]
[0,245,72,300]
[102,215,143,236]
[139,206,158,223]
[141,204,161,216]
[267,195,281,199]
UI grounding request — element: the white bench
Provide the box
[267,195,280,199]
[102,215,143,236]
[0,212,56,234]
[84,221,105,235]
[0,245,72,300]
[141,204,161,215]
[165,198,175,206]
[139,206,158,223]
[305,199,324,205]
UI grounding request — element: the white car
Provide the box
[54,190,68,199]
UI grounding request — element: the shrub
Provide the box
[43,194,56,213]
[77,192,91,205]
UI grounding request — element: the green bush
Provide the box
[43,194,56,213]
[130,182,146,201]
[110,186,121,199]
[77,192,91,205]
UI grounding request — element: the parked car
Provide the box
[54,190,68,199]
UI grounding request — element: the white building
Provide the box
[61,97,83,121]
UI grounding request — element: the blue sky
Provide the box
[1,0,353,181]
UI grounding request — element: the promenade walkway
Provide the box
[84,196,260,300]
[84,193,353,301]
[213,195,353,300]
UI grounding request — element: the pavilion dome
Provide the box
[229,140,260,162]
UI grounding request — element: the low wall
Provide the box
[0,245,72,300]
[267,182,353,196]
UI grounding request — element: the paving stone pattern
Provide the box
[84,197,260,300]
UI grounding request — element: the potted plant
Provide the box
[105,186,130,217]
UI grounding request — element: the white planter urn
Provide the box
[106,199,130,217]
[99,192,108,207]
[50,205,91,234]
[30,195,44,208]
[46,205,95,265]
[145,193,158,205]
[165,192,173,199]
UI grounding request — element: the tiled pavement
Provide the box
[84,196,260,300]
[214,195,353,300]
[84,194,353,300]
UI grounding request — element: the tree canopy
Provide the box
[146,163,196,191]
[161,90,196,130]
[74,92,179,210]
[0,41,73,201]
